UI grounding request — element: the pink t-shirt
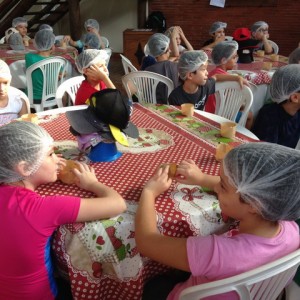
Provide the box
[167,221,300,300]
[205,67,228,113]
[0,185,81,300]
[75,79,107,105]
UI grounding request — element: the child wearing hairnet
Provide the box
[135,142,300,299]
[207,41,254,129]
[251,21,274,54]
[252,64,300,149]
[0,60,29,125]
[12,17,31,46]
[168,50,247,110]
[288,47,300,64]
[25,29,57,104]
[164,26,193,58]
[75,49,115,105]
[0,121,126,300]
[202,21,227,51]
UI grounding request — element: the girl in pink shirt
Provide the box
[135,142,300,300]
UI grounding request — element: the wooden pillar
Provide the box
[138,0,148,29]
[67,0,81,40]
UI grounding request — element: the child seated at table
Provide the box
[251,64,300,149]
[25,29,57,105]
[12,17,31,46]
[75,49,115,105]
[202,21,227,51]
[164,26,193,58]
[168,50,247,110]
[5,29,25,52]
[0,121,126,300]
[0,59,28,125]
[135,142,300,300]
[207,41,254,129]
[250,21,274,54]
[288,47,300,64]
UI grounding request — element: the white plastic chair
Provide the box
[179,248,300,300]
[9,60,26,90]
[268,40,279,54]
[55,75,85,107]
[214,81,253,127]
[120,54,138,75]
[9,86,30,113]
[26,57,67,112]
[122,70,174,104]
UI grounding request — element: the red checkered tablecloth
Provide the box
[36,104,256,300]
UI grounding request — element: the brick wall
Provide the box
[149,0,300,56]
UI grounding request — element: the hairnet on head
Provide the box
[223,142,300,221]
[34,29,55,51]
[147,33,170,57]
[178,50,208,80]
[0,59,11,80]
[0,121,53,183]
[8,33,25,51]
[82,33,101,49]
[39,24,53,32]
[75,49,109,73]
[209,22,227,35]
[288,48,300,65]
[84,19,100,32]
[12,17,28,28]
[270,64,300,103]
[211,41,238,65]
[251,21,268,33]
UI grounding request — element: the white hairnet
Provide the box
[209,22,227,35]
[251,21,268,33]
[178,50,208,80]
[12,17,28,28]
[147,33,170,57]
[0,121,53,183]
[39,24,53,32]
[0,59,11,80]
[84,19,100,32]
[82,33,101,49]
[5,27,18,42]
[288,48,300,64]
[8,33,25,51]
[34,29,55,51]
[75,49,109,73]
[211,41,238,65]
[270,64,300,103]
[223,142,300,221]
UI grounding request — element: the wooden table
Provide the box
[36,104,258,300]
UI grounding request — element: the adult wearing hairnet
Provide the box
[82,33,101,50]
[75,49,115,105]
[202,21,227,50]
[251,21,273,54]
[25,29,56,103]
[144,33,179,104]
[169,50,245,110]
[39,24,53,32]
[252,64,300,148]
[136,139,300,300]
[11,17,31,45]
[288,47,300,64]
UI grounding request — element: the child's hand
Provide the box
[85,64,109,81]
[73,162,99,190]
[143,165,172,198]
[176,159,203,185]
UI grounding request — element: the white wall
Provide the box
[54,0,138,53]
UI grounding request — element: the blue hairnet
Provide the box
[270,64,300,103]
[147,33,170,57]
[288,48,300,64]
[12,17,28,28]
[0,121,53,183]
[8,33,25,51]
[178,50,208,80]
[39,24,53,32]
[209,22,227,34]
[82,33,101,49]
[75,49,109,73]
[84,19,100,32]
[224,142,300,221]
[251,21,268,33]
[211,41,238,65]
[34,29,55,51]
